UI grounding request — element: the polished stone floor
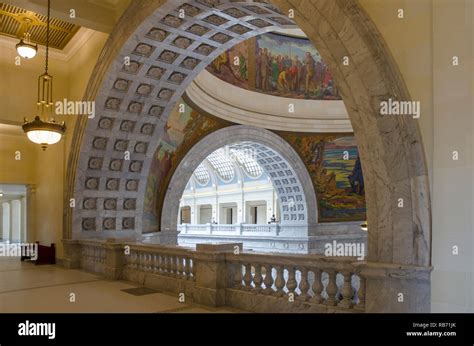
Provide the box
[0,257,241,313]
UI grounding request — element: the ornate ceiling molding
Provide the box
[186,69,353,132]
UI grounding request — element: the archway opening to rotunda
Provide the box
[161,126,319,254]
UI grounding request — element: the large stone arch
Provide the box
[65,0,431,269]
[161,125,318,235]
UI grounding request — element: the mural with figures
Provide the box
[279,133,366,222]
[255,33,339,99]
[206,32,341,100]
[143,105,365,231]
[143,100,229,232]
[206,40,248,88]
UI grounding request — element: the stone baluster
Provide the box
[233,262,243,289]
[171,255,178,277]
[325,270,338,306]
[135,251,140,270]
[355,276,366,310]
[243,263,253,290]
[131,251,137,270]
[298,268,310,301]
[156,254,162,274]
[190,258,196,281]
[148,253,153,272]
[166,255,173,277]
[137,252,143,271]
[164,254,170,276]
[152,254,158,274]
[286,267,297,298]
[177,256,184,279]
[143,252,148,271]
[253,264,263,293]
[183,257,190,280]
[311,269,324,303]
[274,266,285,297]
[338,271,354,308]
[263,264,274,294]
[142,252,148,272]
[145,253,151,272]
[160,254,166,274]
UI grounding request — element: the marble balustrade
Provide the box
[226,252,365,310]
[64,239,367,312]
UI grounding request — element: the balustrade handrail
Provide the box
[225,252,363,271]
[74,239,361,267]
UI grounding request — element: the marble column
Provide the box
[20,197,26,242]
[190,204,197,224]
[11,199,21,243]
[2,202,10,242]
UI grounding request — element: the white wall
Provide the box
[199,205,212,224]
[430,0,474,312]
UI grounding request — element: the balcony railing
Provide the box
[63,239,366,313]
[178,223,283,236]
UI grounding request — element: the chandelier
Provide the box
[16,19,38,59]
[22,0,65,151]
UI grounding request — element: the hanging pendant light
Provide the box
[16,19,38,59]
[22,0,65,151]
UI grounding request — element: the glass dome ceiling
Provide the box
[192,146,264,184]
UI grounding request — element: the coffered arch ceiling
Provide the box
[67,0,431,267]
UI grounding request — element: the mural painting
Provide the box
[206,32,341,100]
[255,33,340,100]
[279,132,366,222]
[205,40,248,88]
[143,100,229,232]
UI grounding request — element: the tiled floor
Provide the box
[0,257,241,313]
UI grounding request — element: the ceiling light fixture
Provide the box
[22,0,66,151]
[16,19,38,59]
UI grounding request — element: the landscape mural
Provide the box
[206,32,341,100]
[279,132,366,222]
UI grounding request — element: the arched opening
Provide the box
[173,139,314,252]
[64,0,432,312]
[161,126,319,253]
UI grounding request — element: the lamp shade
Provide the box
[22,116,66,150]
[16,40,37,59]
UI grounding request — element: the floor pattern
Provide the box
[0,257,242,313]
